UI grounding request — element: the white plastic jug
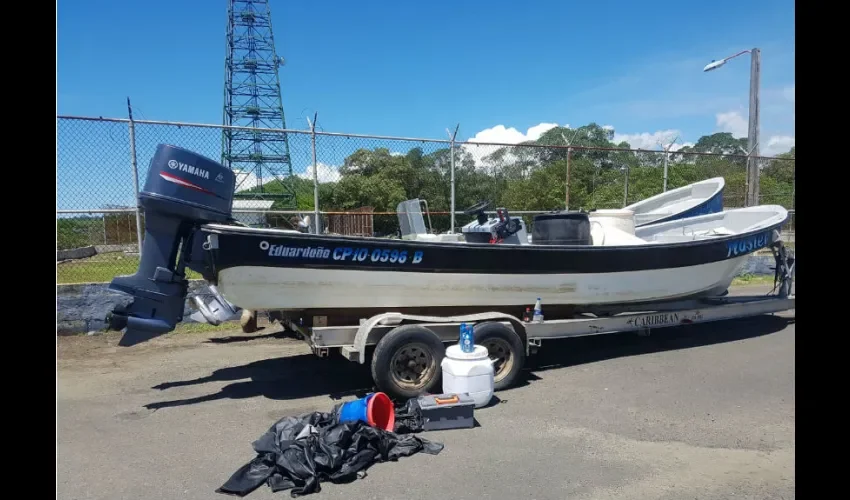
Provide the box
[441,344,494,408]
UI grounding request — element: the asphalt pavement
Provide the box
[57,285,795,500]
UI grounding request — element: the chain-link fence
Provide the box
[57,116,796,284]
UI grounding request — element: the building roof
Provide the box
[232,200,275,210]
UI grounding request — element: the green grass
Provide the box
[170,320,242,334]
[731,273,777,286]
[57,252,201,284]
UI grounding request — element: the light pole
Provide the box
[703,48,761,206]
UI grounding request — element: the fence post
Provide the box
[659,136,678,192]
[307,112,322,235]
[447,124,459,233]
[743,142,759,207]
[559,130,579,210]
[622,165,630,207]
[127,98,144,255]
[565,146,572,209]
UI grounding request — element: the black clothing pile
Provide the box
[217,401,442,497]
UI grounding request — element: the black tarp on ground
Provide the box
[216,405,443,497]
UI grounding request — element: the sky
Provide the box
[57,0,795,209]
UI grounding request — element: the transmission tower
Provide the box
[222,0,296,208]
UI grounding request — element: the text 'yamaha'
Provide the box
[167,159,210,180]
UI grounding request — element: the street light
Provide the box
[703,48,761,206]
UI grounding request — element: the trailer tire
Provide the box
[473,321,526,391]
[371,324,445,401]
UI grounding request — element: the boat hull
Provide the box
[215,256,748,311]
[197,218,781,312]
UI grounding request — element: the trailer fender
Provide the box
[352,311,526,364]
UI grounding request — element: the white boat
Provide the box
[201,204,784,313]
[626,177,725,227]
[105,145,788,346]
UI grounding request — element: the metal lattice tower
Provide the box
[222,0,296,207]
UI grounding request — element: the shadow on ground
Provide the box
[144,314,793,410]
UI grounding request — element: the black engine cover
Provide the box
[532,210,591,246]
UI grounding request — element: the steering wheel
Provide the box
[463,200,490,216]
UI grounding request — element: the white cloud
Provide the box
[612,129,690,150]
[233,163,340,192]
[233,168,265,193]
[716,111,749,138]
[669,142,695,152]
[715,110,794,156]
[459,123,562,173]
[783,84,795,104]
[463,122,704,173]
[298,162,340,183]
[466,123,561,144]
[763,135,795,156]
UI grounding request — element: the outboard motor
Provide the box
[106,144,236,346]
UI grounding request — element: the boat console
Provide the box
[460,201,529,245]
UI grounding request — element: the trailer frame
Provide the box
[275,242,795,400]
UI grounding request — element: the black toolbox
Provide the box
[416,393,475,431]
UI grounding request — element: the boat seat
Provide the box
[397,199,429,237]
[396,198,462,242]
[590,225,648,246]
[407,233,465,243]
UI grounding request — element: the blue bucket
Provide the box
[337,392,395,431]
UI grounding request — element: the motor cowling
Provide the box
[107,144,236,346]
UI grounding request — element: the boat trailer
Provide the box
[268,242,795,400]
[195,242,795,401]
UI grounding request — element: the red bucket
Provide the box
[338,392,396,431]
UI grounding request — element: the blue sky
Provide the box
[57,0,795,209]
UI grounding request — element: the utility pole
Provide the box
[703,47,761,206]
[746,48,761,206]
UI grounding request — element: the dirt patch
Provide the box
[57,319,289,362]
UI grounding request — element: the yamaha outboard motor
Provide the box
[106,144,235,346]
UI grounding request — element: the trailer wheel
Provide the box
[371,324,445,400]
[474,321,526,391]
